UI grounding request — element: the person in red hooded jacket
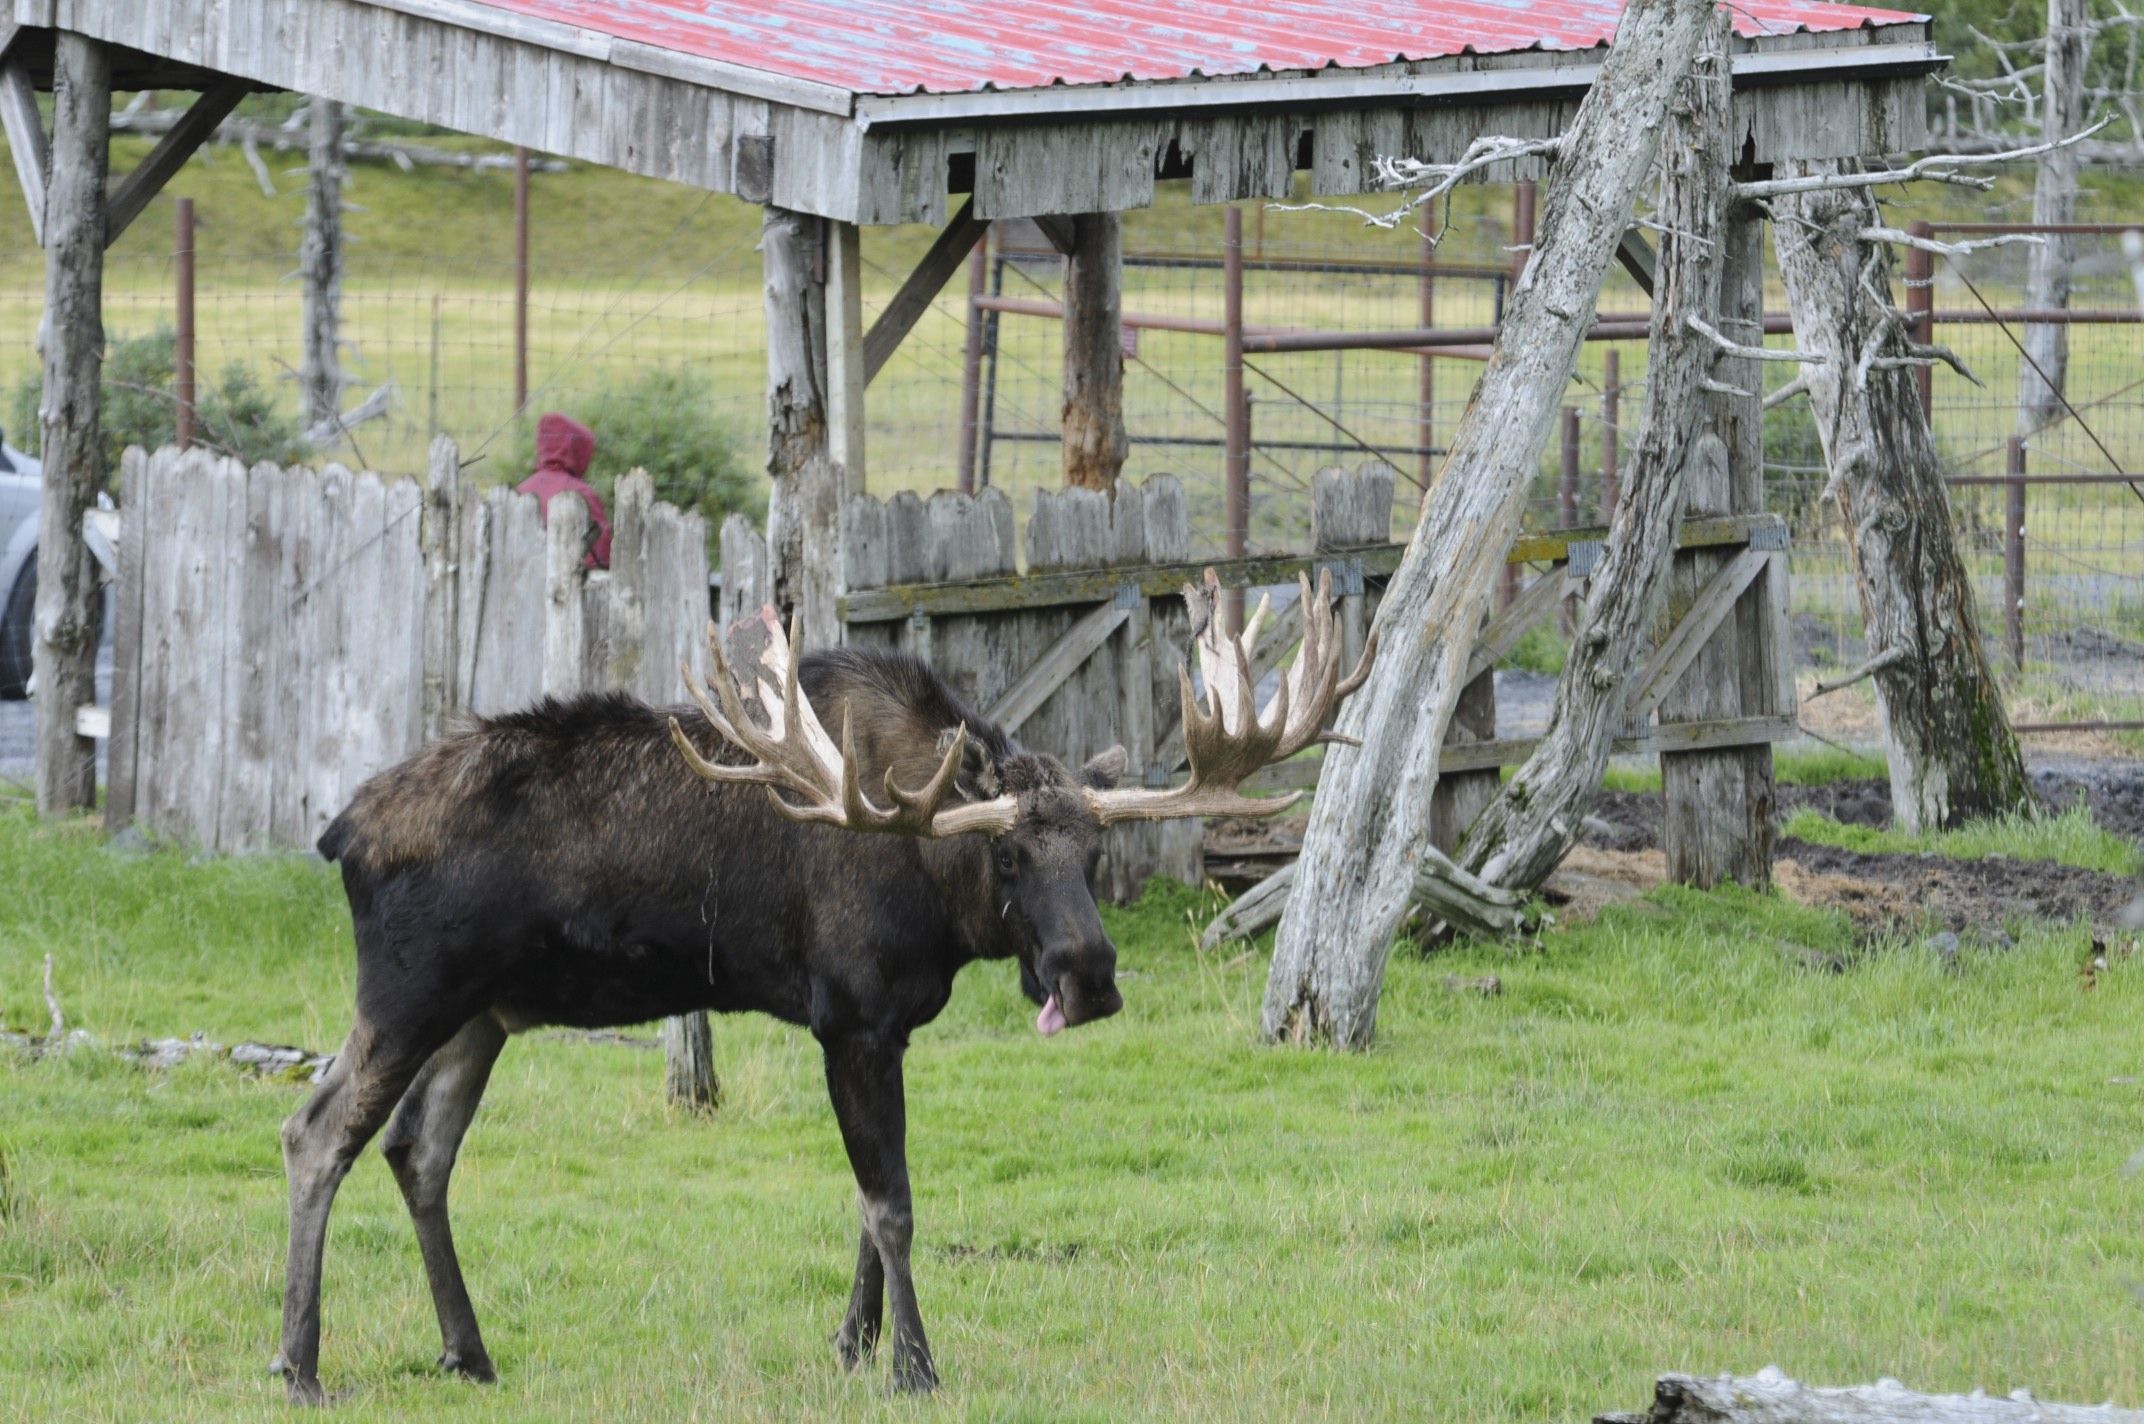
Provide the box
[516,412,613,569]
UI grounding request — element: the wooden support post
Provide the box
[2006,435,2027,671]
[1602,349,1621,520]
[1062,211,1128,491]
[1222,206,1248,633]
[761,206,845,648]
[1418,226,1437,491]
[300,98,345,429]
[34,32,110,816]
[513,144,530,412]
[174,197,195,449]
[1904,220,1935,419]
[827,218,867,495]
[1659,199,1774,891]
[958,231,989,494]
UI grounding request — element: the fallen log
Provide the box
[1599,1367,2144,1423]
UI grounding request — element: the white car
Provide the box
[0,432,44,699]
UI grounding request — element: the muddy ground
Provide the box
[1578,765,2143,940]
[1210,763,2144,945]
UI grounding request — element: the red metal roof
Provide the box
[477,0,1927,98]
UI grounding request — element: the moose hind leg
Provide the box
[380,1013,508,1382]
[834,1223,885,1369]
[276,1018,435,1405]
[822,1033,936,1393]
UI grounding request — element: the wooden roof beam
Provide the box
[105,76,250,248]
[862,196,988,386]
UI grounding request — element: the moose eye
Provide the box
[993,843,1018,878]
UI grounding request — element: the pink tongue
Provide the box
[1036,994,1067,1036]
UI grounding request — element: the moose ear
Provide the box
[1080,744,1128,790]
[937,726,1001,799]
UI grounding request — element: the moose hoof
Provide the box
[438,1349,496,1383]
[890,1358,939,1395]
[282,1373,328,1407]
[834,1323,879,1371]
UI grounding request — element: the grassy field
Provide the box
[5,801,2144,1421]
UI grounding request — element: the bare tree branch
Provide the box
[1686,313,1823,363]
[1859,226,2044,258]
[1272,135,1563,242]
[1734,117,2115,200]
[1806,644,1909,699]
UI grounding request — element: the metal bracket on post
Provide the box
[1748,523,1789,552]
[1564,539,1604,579]
[1114,582,1142,610]
[1315,556,1365,597]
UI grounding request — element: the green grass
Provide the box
[1781,804,2141,877]
[1602,744,1890,795]
[5,802,2144,1420]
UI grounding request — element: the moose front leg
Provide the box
[821,1032,936,1393]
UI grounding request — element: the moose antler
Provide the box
[668,607,1019,837]
[1086,567,1378,826]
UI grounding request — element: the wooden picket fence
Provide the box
[105,439,709,853]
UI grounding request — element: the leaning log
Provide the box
[1453,13,1735,894]
[32,34,110,816]
[1260,0,1714,1049]
[1773,169,2032,832]
[1600,1368,2144,1424]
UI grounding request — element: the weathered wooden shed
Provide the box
[6,0,1940,813]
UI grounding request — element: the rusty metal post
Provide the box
[1559,405,1580,528]
[513,144,530,412]
[1417,225,1437,491]
[1602,348,1621,522]
[1223,204,1248,633]
[956,225,989,494]
[1498,182,1537,611]
[174,196,195,450]
[1905,219,1934,420]
[2005,435,2027,671]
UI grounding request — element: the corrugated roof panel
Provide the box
[470,0,1928,97]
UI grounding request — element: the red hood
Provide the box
[534,412,594,478]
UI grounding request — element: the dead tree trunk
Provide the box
[1062,212,1128,491]
[2017,0,2091,434]
[1602,1368,2144,1424]
[1774,170,2033,832]
[1259,0,1714,1050]
[33,33,110,816]
[299,98,345,430]
[1456,16,1735,892]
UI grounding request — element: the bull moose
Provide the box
[273,571,1373,1403]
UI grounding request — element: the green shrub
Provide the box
[1500,621,1567,676]
[8,328,310,479]
[501,367,760,551]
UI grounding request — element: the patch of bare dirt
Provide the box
[1774,837,2135,940]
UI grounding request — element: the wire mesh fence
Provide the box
[5,175,2139,751]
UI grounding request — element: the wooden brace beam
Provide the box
[863,196,987,387]
[1031,213,1079,257]
[1629,547,1769,721]
[1616,227,1659,296]
[1465,570,1568,683]
[0,58,46,247]
[988,599,1130,734]
[106,77,251,248]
